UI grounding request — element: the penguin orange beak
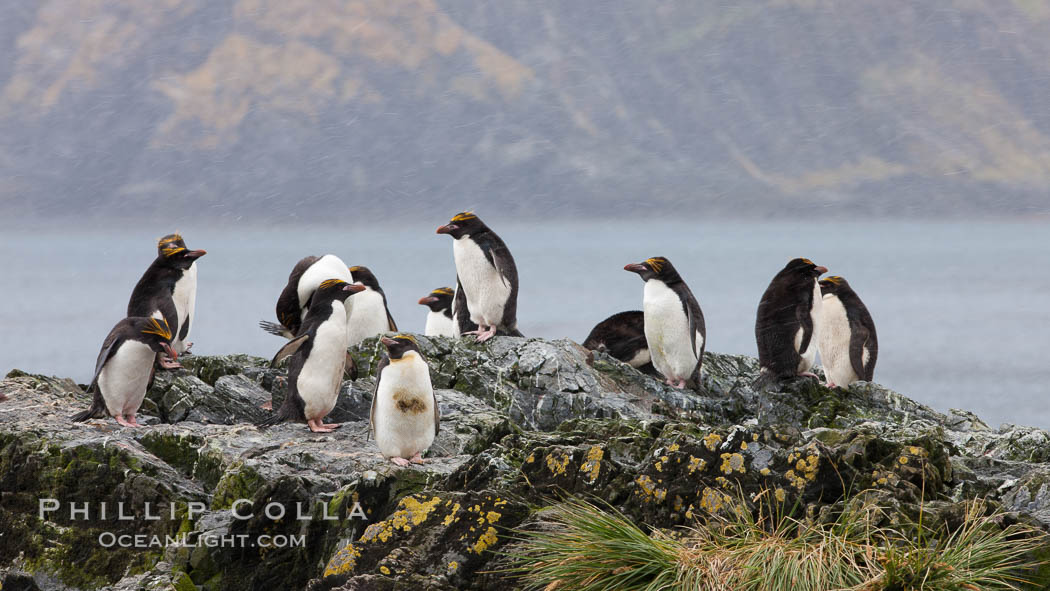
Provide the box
[344,284,366,293]
[380,336,398,347]
[815,266,828,274]
[186,249,207,260]
[418,296,438,305]
[436,224,457,234]
[624,263,646,274]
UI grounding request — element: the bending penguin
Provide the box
[418,287,457,337]
[260,254,355,339]
[346,265,397,345]
[817,276,878,388]
[127,233,206,367]
[755,258,827,383]
[624,257,706,389]
[436,212,522,342]
[257,279,365,432]
[72,317,177,427]
[583,311,652,371]
[370,334,440,466]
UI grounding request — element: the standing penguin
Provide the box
[755,258,828,382]
[72,317,177,427]
[418,287,457,337]
[346,265,397,345]
[624,257,706,389]
[127,233,206,366]
[257,279,365,432]
[259,254,355,339]
[370,334,440,466]
[583,311,652,370]
[817,276,878,387]
[436,213,521,342]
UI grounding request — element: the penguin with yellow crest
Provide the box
[418,286,457,337]
[258,278,365,433]
[817,275,877,388]
[127,233,206,367]
[370,334,440,466]
[72,317,178,427]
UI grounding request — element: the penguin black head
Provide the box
[624,257,682,283]
[819,275,852,296]
[436,212,487,239]
[347,266,381,291]
[418,287,454,311]
[316,278,366,302]
[783,258,828,279]
[381,334,422,360]
[136,317,178,359]
[157,233,206,269]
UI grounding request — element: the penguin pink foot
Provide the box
[159,356,182,369]
[673,378,688,389]
[825,381,838,389]
[260,400,273,410]
[115,415,136,428]
[127,415,144,427]
[799,371,820,379]
[410,452,425,465]
[307,419,340,433]
[474,325,497,343]
[390,457,411,467]
[182,342,194,355]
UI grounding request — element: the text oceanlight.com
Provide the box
[98,533,306,549]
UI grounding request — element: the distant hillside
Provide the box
[2,0,1049,221]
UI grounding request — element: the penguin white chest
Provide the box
[818,294,859,387]
[453,239,511,327]
[171,262,197,353]
[98,340,156,416]
[373,352,437,459]
[642,281,699,381]
[794,279,823,373]
[348,289,389,345]
[424,310,457,337]
[297,301,348,421]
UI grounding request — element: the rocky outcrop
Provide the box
[2,335,1049,590]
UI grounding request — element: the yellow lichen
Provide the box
[634,475,667,502]
[448,561,459,573]
[699,487,730,513]
[323,543,361,577]
[740,441,749,450]
[546,450,571,475]
[380,566,391,575]
[442,503,461,526]
[687,456,706,474]
[720,453,746,474]
[668,443,680,452]
[775,488,786,503]
[580,445,604,484]
[485,510,501,524]
[360,495,442,543]
[760,467,771,476]
[471,526,499,554]
[703,433,722,451]
[525,453,535,464]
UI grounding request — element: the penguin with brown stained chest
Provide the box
[370,334,440,467]
[755,258,828,383]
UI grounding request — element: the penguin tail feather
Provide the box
[503,328,524,338]
[71,404,105,423]
[255,413,285,429]
[259,321,291,338]
[751,370,779,393]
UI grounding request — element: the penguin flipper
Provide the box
[385,306,398,332]
[259,320,292,339]
[271,335,309,367]
[432,388,441,437]
[850,326,876,382]
[796,304,814,356]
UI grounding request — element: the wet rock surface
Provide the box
[2,334,1050,590]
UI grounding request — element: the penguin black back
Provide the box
[272,255,321,336]
[348,265,397,331]
[755,257,827,381]
[127,234,205,338]
[583,311,648,365]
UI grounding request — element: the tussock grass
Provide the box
[509,493,1046,591]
